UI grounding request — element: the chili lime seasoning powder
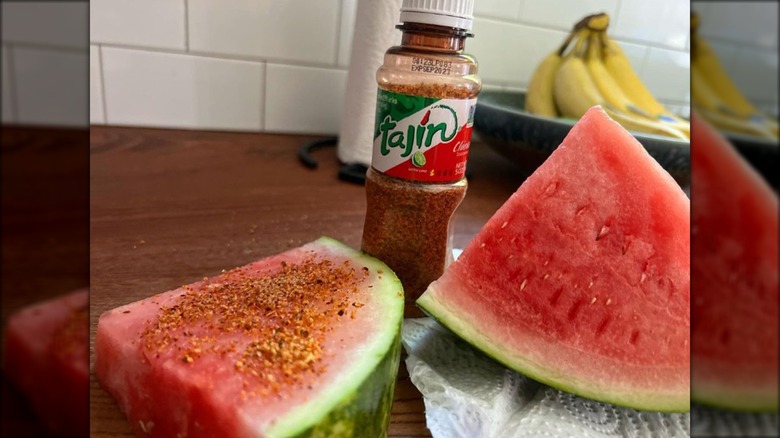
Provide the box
[140,258,365,398]
[361,0,481,317]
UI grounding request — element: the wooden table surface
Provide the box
[1,127,90,437]
[89,126,528,437]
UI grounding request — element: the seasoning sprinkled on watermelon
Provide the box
[418,106,690,412]
[140,258,363,396]
[95,237,403,437]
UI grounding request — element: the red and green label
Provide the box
[372,89,476,183]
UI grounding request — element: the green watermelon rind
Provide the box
[417,291,690,413]
[692,386,779,413]
[287,331,401,438]
[267,237,404,438]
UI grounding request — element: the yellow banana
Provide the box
[691,31,778,138]
[598,33,689,136]
[691,63,739,116]
[526,24,588,118]
[692,34,760,118]
[671,120,691,138]
[697,107,777,140]
[587,13,610,31]
[603,106,689,140]
[538,12,691,142]
[691,11,776,135]
[554,30,606,119]
[526,52,563,117]
[601,35,675,119]
[692,35,778,137]
[583,28,689,139]
[585,31,650,118]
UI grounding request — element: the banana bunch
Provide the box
[690,12,778,140]
[526,13,690,140]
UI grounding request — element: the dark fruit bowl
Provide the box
[473,90,691,184]
[724,131,778,190]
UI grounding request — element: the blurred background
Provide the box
[692,1,778,118]
[1,2,88,127]
[2,2,89,437]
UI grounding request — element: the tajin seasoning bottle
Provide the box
[361,0,481,317]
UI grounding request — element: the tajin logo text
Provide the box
[379,105,457,158]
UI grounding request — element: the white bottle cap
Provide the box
[399,0,474,31]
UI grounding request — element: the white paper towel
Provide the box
[403,318,780,437]
[337,0,403,166]
[402,318,692,438]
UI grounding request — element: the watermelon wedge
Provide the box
[3,289,89,436]
[418,106,690,412]
[95,237,403,437]
[691,116,779,412]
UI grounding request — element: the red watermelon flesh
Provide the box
[418,106,690,412]
[691,115,779,412]
[3,289,89,436]
[95,237,403,438]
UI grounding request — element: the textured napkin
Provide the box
[402,318,779,437]
[402,317,690,438]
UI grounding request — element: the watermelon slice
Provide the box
[418,106,690,412]
[3,289,89,436]
[95,237,403,437]
[691,116,779,412]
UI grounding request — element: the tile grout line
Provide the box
[702,34,777,54]
[184,0,190,52]
[511,0,524,21]
[99,45,109,124]
[91,18,692,65]
[612,0,624,32]
[333,0,344,66]
[260,62,267,131]
[2,40,86,53]
[6,43,20,123]
[637,44,652,84]
[474,15,691,54]
[94,42,349,72]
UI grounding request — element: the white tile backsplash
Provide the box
[704,41,742,86]
[264,64,347,134]
[732,47,779,104]
[90,0,186,50]
[693,2,778,113]
[1,0,694,131]
[470,18,568,87]
[642,47,690,102]
[188,0,340,65]
[521,0,619,30]
[13,47,88,126]
[612,0,689,50]
[0,0,687,132]
[612,40,649,81]
[90,45,105,124]
[338,0,358,67]
[2,47,14,123]
[697,2,778,50]
[1,2,87,49]
[102,47,264,130]
[474,0,523,21]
